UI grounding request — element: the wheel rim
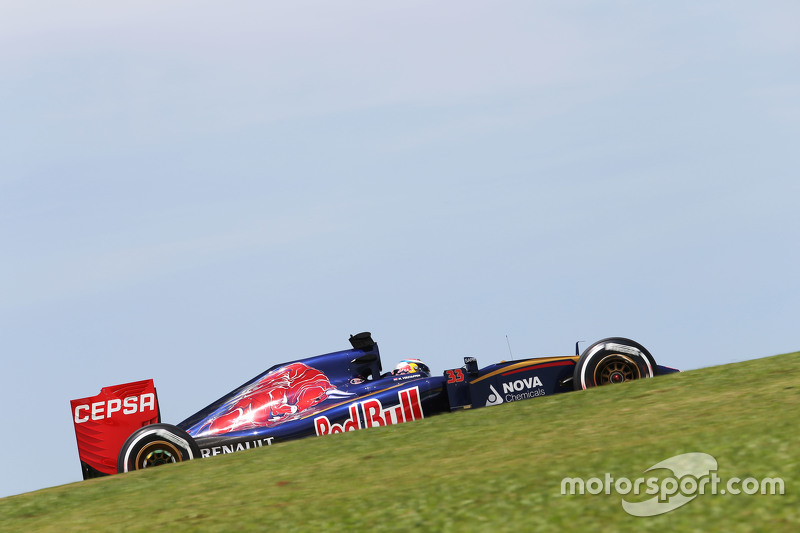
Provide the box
[135,441,182,469]
[594,354,641,385]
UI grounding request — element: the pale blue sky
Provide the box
[2,1,798,498]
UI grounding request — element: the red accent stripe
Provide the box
[501,360,574,376]
[408,387,423,420]
[401,390,413,422]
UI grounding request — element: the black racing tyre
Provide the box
[573,337,657,391]
[117,423,200,473]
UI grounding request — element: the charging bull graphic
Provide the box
[193,362,351,436]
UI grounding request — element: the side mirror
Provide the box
[464,356,479,376]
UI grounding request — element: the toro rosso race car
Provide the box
[70,333,678,479]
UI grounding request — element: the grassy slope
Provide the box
[2,353,798,532]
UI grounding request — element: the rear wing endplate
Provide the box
[70,379,160,479]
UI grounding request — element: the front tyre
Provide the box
[117,423,200,473]
[574,337,657,390]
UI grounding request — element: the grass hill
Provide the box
[2,352,798,532]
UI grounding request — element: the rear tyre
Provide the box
[573,337,657,390]
[117,423,200,473]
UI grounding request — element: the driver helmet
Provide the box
[392,359,431,377]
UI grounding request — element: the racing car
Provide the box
[70,333,678,479]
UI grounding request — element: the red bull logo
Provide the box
[197,362,345,436]
[314,387,424,436]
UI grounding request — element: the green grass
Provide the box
[2,353,798,532]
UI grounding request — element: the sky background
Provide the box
[1,1,798,498]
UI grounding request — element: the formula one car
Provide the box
[70,333,678,479]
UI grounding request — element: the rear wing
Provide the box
[70,379,160,479]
